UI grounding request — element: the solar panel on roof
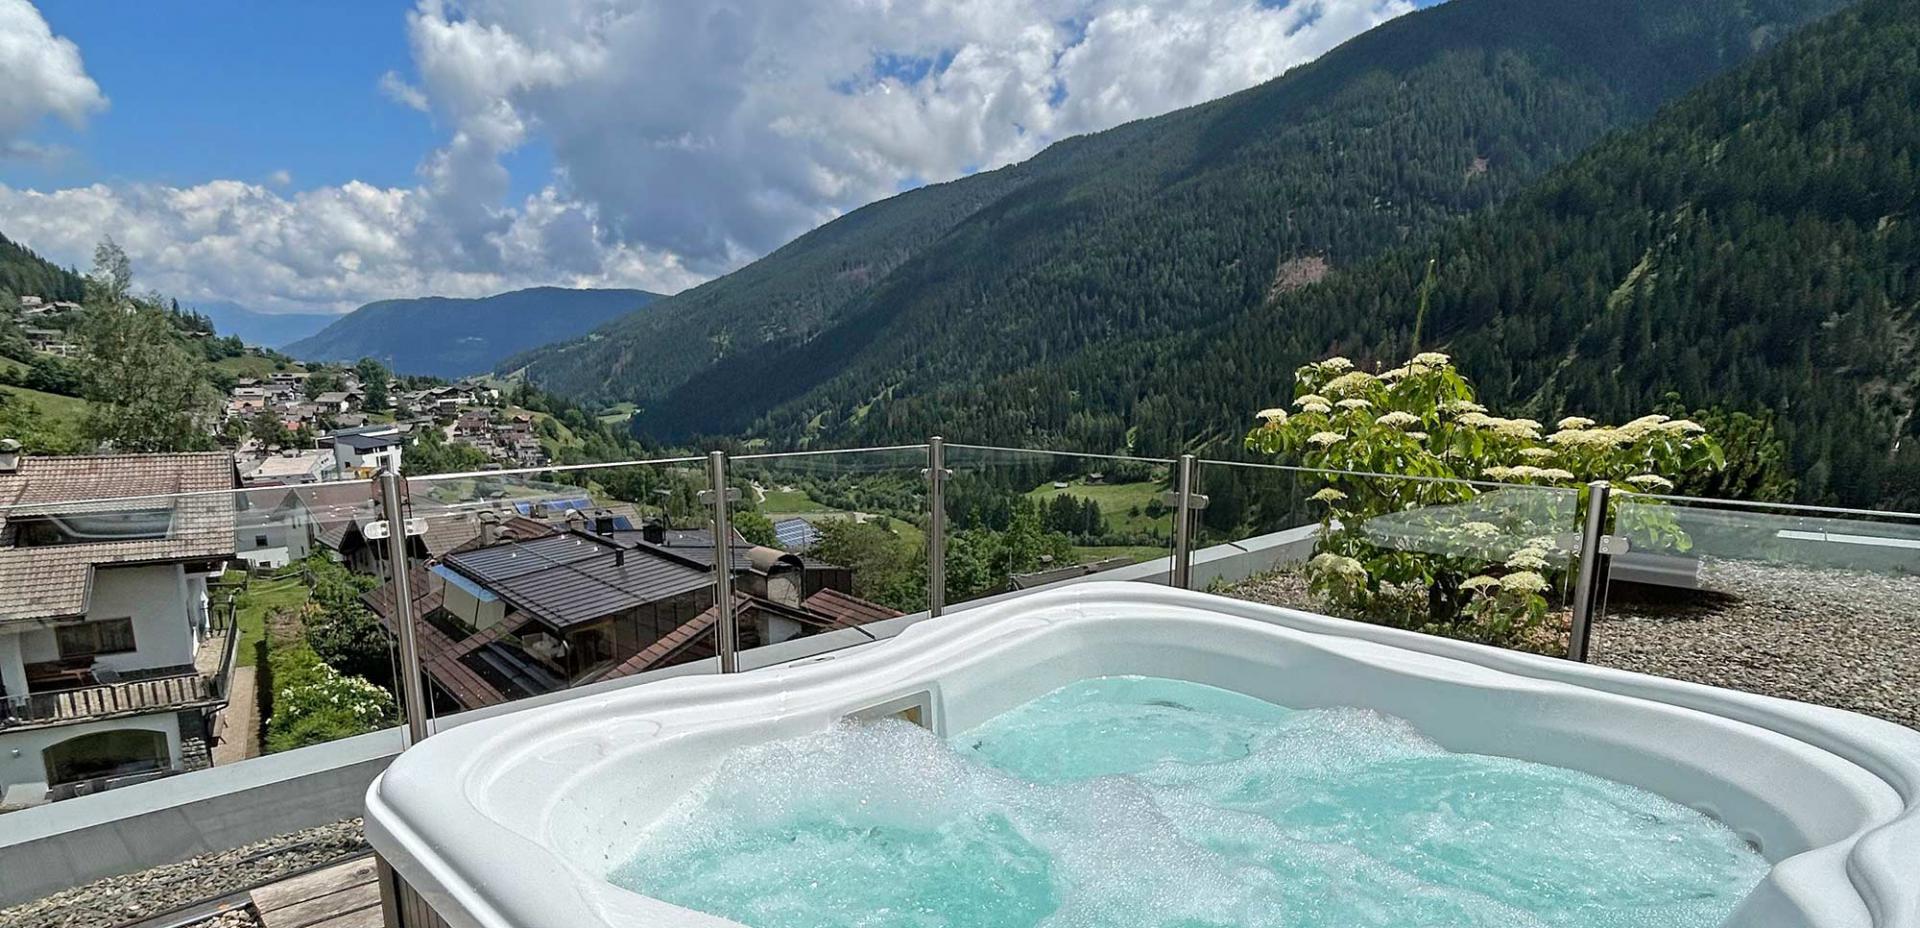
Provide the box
[774,518,822,551]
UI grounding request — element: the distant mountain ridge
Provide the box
[506,0,1847,442]
[190,300,334,349]
[288,286,661,377]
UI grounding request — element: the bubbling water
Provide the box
[610,677,1767,928]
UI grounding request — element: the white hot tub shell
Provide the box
[366,583,1920,928]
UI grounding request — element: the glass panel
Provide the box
[0,474,399,808]
[730,447,930,665]
[1196,459,1582,655]
[941,445,1177,608]
[1590,495,1920,729]
[394,458,712,728]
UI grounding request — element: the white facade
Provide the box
[334,436,403,477]
[0,564,210,798]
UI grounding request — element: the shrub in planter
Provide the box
[1245,352,1722,648]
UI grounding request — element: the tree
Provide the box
[811,518,924,612]
[733,509,777,547]
[76,239,219,452]
[303,368,342,399]
[356,358,390,411]
[404,428,491,476]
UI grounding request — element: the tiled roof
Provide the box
[803,587,905,628]
[0,453,237,623]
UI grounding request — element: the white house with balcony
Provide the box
[324,426,405,478]
[0,446,238,807]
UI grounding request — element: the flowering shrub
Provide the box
[1246,352,1722,648]
[265,642,394,753]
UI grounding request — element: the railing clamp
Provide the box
[362,517,428,540]
[1158,490,1211,510]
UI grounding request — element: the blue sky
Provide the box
[0,0,1432,314]
[8,3,430,191]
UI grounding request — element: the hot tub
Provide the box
[365,583,1920,928]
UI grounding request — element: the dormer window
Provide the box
[13,508,176,547]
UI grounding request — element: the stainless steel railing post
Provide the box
[1172,454,1198,589]
[377,469,431,746]
[926,437,948,617]
[1568,479,1612,662]
[707,450,739,673]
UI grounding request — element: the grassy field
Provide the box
[1071,544,1169,565]
[759,486,927,550]
[597,401,637,425]
[1025,479,1167,536]
[761,486,837,513]
[0,384,90,447]
[226,573,310,668]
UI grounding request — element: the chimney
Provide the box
[592,508,618,535]
[0,439,20,473]
[478,510,500,546]
[565,509,587,534]
[641,519,666,545]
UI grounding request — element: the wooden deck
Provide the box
[250,856,382,928]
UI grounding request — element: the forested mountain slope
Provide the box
[871,0,1919,506]
[0,231,83,303]
[513,0,1845,441]
[290,286,659,378]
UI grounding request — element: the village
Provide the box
[224,368,555,489]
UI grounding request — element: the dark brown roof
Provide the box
[803,587,905,627]
[0,453,236,623]
[441,533,712,628]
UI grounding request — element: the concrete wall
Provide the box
[0,527,1317,907]
[0,713,182,797]
[0,633,25,699]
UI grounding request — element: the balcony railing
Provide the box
[0,625,239,731]
[5,436,1920,918]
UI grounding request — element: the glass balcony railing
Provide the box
[3,438,1919,924]
[1194,458,1582,654]
[940,443,1176,608]
[1588,492,1920,730]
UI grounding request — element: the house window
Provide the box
[14,509,174,547]
[56,618,137,658]
[255,534,270,547]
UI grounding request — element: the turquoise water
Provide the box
[610,677,1767,928]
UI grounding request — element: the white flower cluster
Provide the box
[1483,464,1576,483]
[1308,552,1366,580]
[1307,431,1345,447]
[1625,474,1676,491]
[1375,411,1421,429]
[1309,487,1347,504]
[1323,371,1377,397]
[1458,413,1542,440]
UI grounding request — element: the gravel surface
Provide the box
[183,912,260,928]
[1224,558,1920,731]
[0,819,364,928]
[1590,558,1920,731]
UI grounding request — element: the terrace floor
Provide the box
[247,856,379,928]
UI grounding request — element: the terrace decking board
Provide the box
[252,856,382,928]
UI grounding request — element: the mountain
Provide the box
[509,0,1846,442]
[288,287,661,378]
[190,300,334,348]
[859,0,1920,507]
[0,230,84,304]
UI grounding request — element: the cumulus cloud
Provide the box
[0,180,704,314]
[398,0,1414,269]
[378,70,430,112]
[0,0,106,156]
[3,0,1413,314]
